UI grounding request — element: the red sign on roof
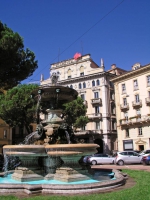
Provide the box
[74,52,81,60]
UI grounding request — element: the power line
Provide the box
[27,0,125,83]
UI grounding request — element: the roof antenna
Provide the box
[58,48,60,62]
[81,41,83,55]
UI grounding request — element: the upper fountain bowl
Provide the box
[34,85,78,103]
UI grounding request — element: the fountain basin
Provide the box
[0,169,126,195]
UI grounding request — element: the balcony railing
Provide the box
[120,115,150,129]
[74,129,103,135]
[120,103,129,111]
[132,100,142,108]
[145,97,150,106]
[91,98,102,105]
[87,113,102,119]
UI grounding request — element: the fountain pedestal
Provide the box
[54,167,90,182]
[45,144,98,182]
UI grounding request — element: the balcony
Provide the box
[88,113,102,120]
[132,100,142,108]
[145,97,150,106]
[91,98,102,105]
[120,115,150,129]
[120,103,129,111]
[74,129,103,136]
[111,113,116,118]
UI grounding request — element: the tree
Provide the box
[0,21,38,90]
[62,96,89,130]
[0,84,38,134]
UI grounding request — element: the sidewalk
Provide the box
[92,164,150,172]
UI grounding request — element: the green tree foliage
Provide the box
[0,84,38,134]
[63,96,89,129]
[0,21,38,89]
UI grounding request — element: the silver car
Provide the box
[114,151,142,165]
[87,154,114,165]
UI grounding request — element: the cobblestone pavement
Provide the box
[92,164,150,171]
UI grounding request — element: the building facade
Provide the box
[111,63,150,151]
[41,54,125,154]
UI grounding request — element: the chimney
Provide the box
[40,74,44,81]
[111,64,116,69]
[101,58,105,70]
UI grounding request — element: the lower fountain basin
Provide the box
[0,169,126,195]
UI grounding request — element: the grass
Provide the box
[1,169,150,200]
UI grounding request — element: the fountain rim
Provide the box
[3,145,45,149]
[3,144,99,149]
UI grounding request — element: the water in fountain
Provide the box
[65,130,71,144]
[22,131,38,144]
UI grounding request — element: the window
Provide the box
[124,112,128,121]
[138,127,142,135]
[112,121,116,130]
[95,106,100,114]
[128,152,134,156]
[125,129,129,137]
[123,98,127,106]
[81,94,85,101]
[147,75,150,86]
[133,80,138,90]
[67,69,71,78]
[95,121,100,130]
[148,91,150,97]
[92,80,95,87]
[80,66,84,76]
[70,85,73,88]
[4,130,7,139]
[135,94,140,103]
[122,84,126,94]
[94,92,99,98]
[83,82,86,88]
[96,79,100,86]
[79,83,82,89]
[136,109,141,115]
[120,152,128,155]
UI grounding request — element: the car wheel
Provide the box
[91,160,97,165]
[117,160,124,166]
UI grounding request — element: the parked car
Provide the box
[142,154,150,165]
[138,149,150,156]
[114,151,142,166]
[87,154,114,165]
[79,155,92,166]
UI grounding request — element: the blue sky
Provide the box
[0,0,150,83]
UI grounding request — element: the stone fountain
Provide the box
[3,71,99,182]
[1,71,126,195]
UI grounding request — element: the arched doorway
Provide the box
[94,138,103,153]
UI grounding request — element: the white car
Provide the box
[114,151,142,165]
[138,149,150,157]
[87,154,114,165]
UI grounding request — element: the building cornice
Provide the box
[111,64,150,83]
[58,71,116,84]
[50,54,95,69]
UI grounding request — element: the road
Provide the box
[92,164,150,172]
